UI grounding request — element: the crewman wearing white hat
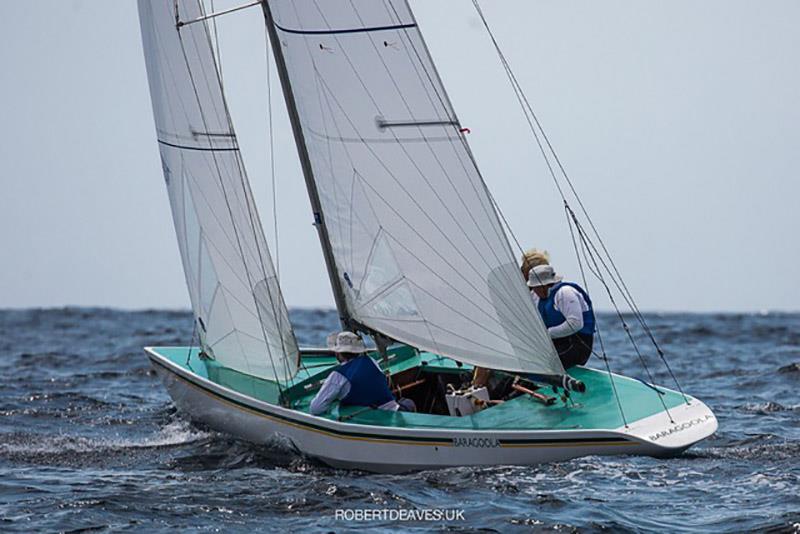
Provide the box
[528,264,596,368]
[309,331,415,415]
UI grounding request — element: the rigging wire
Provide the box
[487,188,524,256]
[208,0,224,82]
[565,205,628,427]
[178,1,289,399]
[570,204,688,404]
[568,205,675,421]
[307,63,530,356]
[264,17,280,282]
[262,8,303,386]
[260,7,316,383]
[388,1,545,325]
[324,1,552,351]
[342,16,544,341]
[469,0,567,202]
[470,0,688,408]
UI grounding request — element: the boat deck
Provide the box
[150,346,688,431]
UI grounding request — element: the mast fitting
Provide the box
[176,0,262,29]
[376,117,461,130]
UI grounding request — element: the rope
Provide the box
[185,321,198,372]
[471,0,686,415]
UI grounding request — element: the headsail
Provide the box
[138,0,299,382]
[263,1,563,375]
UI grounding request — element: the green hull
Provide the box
[153,345,688,433]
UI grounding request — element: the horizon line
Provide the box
[0,305,797,315]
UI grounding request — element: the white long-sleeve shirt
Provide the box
[309,357,399,415]
[530,284,590,339]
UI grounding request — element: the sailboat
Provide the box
[137,0,716,473]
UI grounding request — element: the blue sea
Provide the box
[0,308,798,532]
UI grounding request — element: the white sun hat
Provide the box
[330,331,368,354]
[527,264,563,288]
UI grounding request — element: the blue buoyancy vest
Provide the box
[537,282,596,336]
[334,355,395,407]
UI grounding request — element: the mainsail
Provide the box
[138,0,299,382]
[263,0,563,375]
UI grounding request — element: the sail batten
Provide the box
[138,0,299,383]
[264,0,564,375]
[274,22,417,35]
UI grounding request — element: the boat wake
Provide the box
[738,401,800,414]
[166,433,316,472]
[0,419,211,466]
[693,433,800,461]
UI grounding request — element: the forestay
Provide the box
[138,0,299,382]
[265,0,563,375]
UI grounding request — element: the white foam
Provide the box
[0,419,210,455]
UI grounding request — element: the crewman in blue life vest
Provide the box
[309,331,416,415]
[527,264,596,368]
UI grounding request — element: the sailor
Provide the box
[528,264,596,368]
[309,331,415,415]
[520,248,551,279]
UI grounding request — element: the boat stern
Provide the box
[620,396,718,455]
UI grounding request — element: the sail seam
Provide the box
[304,8,540,335]
[311,65,543,348]
[383,1,546,346]
[308,64,546,350]
[393,0,558,365]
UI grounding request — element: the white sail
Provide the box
[138,0,298,382]
[266,0,563,375]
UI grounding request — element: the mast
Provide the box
[260,0,353,330]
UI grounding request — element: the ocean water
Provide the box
[0,308,798,533]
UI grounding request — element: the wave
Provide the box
[778,362,800,374]
[738,401,799,414]
[695,434,800,461]
[0,418,321,474]
[0,419,210,462]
